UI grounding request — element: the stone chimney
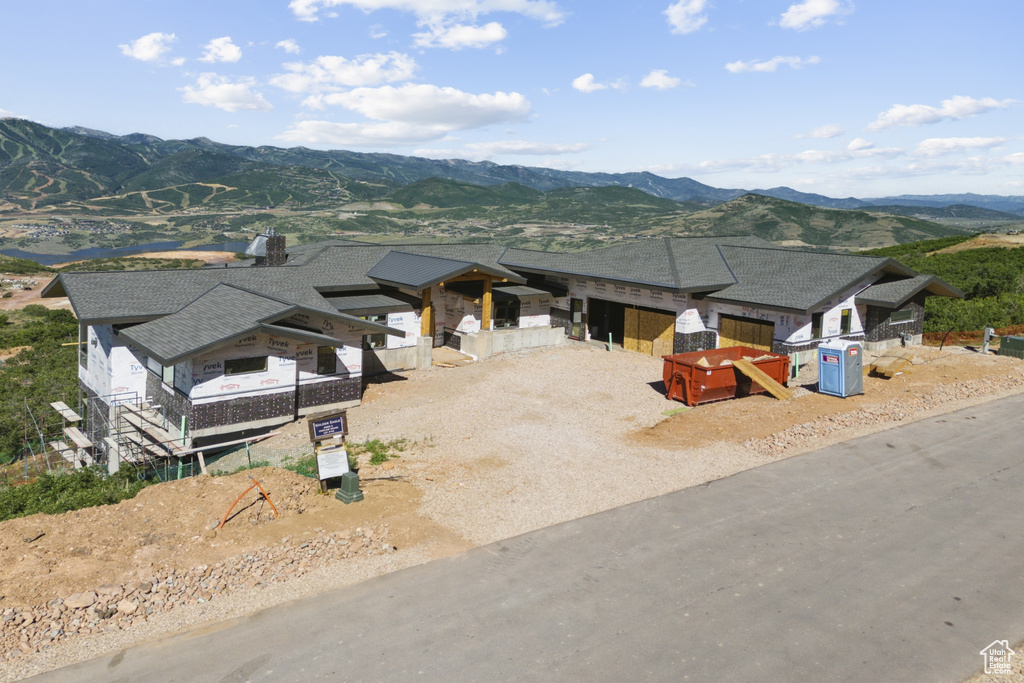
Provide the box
[253,228,287,266]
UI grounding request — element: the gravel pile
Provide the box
[0,525,393,662]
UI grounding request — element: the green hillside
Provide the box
[653,193,967,249]
[863,236,1024,333]
[391,178,542,208]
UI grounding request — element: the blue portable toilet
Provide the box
[817,340,863,397]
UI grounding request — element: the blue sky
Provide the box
[1,1,1022,198]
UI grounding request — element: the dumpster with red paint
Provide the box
[662,346,791,406]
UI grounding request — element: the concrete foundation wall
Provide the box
[363,345,420,376]
[461,326,565,358]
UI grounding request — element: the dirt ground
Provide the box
[934,233,1024,253]
[0,467,464,608]
[0,276,66,312]
[2,342,1024,679]
[637,346,1014,451]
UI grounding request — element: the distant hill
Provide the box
[391,178,542,208]
[3,118,1024,215]
[650,194,967,249]
[859,204,1021,221]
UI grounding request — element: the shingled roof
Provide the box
[501,236,769,291]
[704,246,916,313]
[856,275,964,308]
[367,251,521,290]
[118,284,401,365]
[43,235,959,326]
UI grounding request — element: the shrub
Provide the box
[0,466,155,522]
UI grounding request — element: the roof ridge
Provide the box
[662,238,682,289]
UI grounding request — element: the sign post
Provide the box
[308,410,352,494]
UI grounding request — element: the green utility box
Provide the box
[335,471,364,504]
[998,335,1024,359]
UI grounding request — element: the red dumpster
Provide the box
[662,346,791,406]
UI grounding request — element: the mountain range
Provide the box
[3,118,1023,216]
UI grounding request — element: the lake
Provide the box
[0,241,252,266]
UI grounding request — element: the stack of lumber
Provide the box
[867,349,914,378]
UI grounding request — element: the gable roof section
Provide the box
[118,284,401,365]
[856,274,964,308]
[367,251,520,290]
[705,246,913,313]
[500,237,770,291]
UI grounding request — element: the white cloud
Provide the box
[780,0,845,30]
[694,143,903,174]
[725,55,820,73]
[915,137,1006,157]
[276,39,301,54]
[464,140,590,155]
[279,120,457,146]
[0,108,17,119]
[171,57,186,66]
[798,123,843,139]
[270,52,417,94]
[413,21,507,49]
[665,0,708,35]
[572,73,608,93]
[281,83,530,146]
[200,37,243,63]
[312,83,530,128]
[1007,153,1024,165]
[867,95,1016,131]
[369,24,388,38]
[640,69,683,90]
[119,32,177,62]
[288,0,565,26]
[180,74,273,112]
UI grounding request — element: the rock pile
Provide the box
[0,525,393,659]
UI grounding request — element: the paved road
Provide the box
[39,394,1024,682]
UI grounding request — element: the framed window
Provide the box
[317,346,337,375]
[811,312,823,339]
[224,356,267,376]
[840,309,852,335]
[360,314,387,349]
[161,364,174,385]
[494,301,521,329]
[79,324,88,370]
[889,309,915,325]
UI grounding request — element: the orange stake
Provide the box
[219,476,280,529]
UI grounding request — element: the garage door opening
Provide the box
[588,298,626,345]
[588,298,675,357]
[718,314,775,351]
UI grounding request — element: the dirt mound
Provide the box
[0,467,417,607]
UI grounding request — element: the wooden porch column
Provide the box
[420,286,433,337]
[482,276,493,331]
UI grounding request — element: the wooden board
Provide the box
[48,441,75,464]
[868,349,914,378]
[63,426,93,449]
[623,307,639,353]
[50,401,82,422]
[731,358,794,401]
[119,405,186,454]
[638,309,674,357]
[719,315,775,351]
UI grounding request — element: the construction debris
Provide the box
[731,358,794,400]
[868,349,915,378]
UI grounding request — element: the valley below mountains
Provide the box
[2,118,1022,257]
